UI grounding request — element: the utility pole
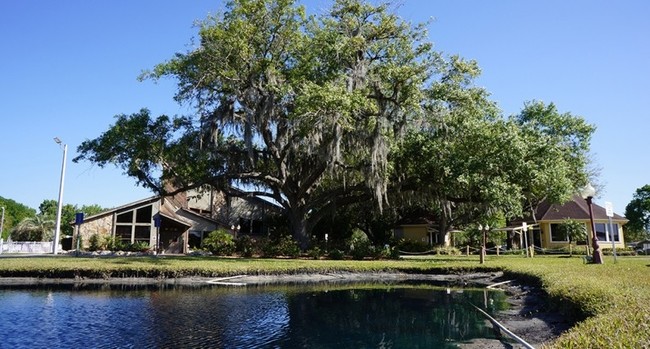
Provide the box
[0,206,5,237]
[53,137,68,255]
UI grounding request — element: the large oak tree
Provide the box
[76,0,440,248]
[75,0,597,248]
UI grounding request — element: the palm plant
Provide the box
[10,215,55,241]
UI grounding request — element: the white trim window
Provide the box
[549,223,569,242]
[595,223,620,242]
[114,205,153,244]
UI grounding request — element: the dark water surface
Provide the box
[0,283,509,348]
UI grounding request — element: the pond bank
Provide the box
[0,271,574,348]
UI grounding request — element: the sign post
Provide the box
[74,213,84,256]
[605,202,617,262]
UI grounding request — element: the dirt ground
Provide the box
[0,272,574,348]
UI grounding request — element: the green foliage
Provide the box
[307,246,323,260]
[202,229,236,256]
[327,248,345,260]
[347,229,374,260]
[105,236,125,251]
[73,0,443,250]
[624,184,650,242]
[235,235,256,257]
[397,239,430,253]
[260,235,301,258]
[274,235,301,258]
[38,199,77,236]
[88,234,104,251]
[0,196,37,239]
[433,246,461,255]
[128,241,151,253]
[10,215,55,241]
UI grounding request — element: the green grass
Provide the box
[0,254,648,348]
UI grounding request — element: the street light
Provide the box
[53,137,68,255]
[231,224,240,239]
[478,224,489,264]
[522,222,529,257]
[580,183,603,264]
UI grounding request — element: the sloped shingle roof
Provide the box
[517,195,627,222]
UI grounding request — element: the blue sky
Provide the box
[1,0,648,216]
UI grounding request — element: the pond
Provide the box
[0,282,510,348]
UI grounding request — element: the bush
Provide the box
[88,234,104,251]
[202,229,235,256]
[350,241,374,260]
[275,235,300,258]
[434,246,461,255]
[328,248,345,260]
[307,246,323,260]
[105,236,125,251]
[397,239,430,253]
[259,235,300,258]
[128,241,150,253]
[235,235,256,257]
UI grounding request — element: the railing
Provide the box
[0,240,56,254]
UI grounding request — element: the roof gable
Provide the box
[532,195,627,222]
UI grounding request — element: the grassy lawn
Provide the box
[0,254,648,348]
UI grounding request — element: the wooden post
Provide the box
[496,245,500,256]
[466,245,470,256]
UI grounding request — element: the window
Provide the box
[116,211,133,223]
[134,226,151,242]
[115,226,132,243]
[550,224,568,242]
[114,204,153,244]
[136,206,152,223]
[595,223,620,242]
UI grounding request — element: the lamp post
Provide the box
[52,137,67,255]
[478,224,489,264]
[580,183,603,264]
[231,224,240,239]
[522,222,529,257]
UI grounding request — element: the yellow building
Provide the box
[508,196,628,251]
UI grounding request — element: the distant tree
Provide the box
[38,199,58,217]
[10,215,55,241]
[0,196,37,240]
[79,204,106,217]
[625,185,650,242]
[393,98,596,243]
[37,199,76,236]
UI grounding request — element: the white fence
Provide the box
[0,240,56,254]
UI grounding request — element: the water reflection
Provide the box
[0,283,508,348]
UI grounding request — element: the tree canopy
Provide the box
[625,185,650,242]
[75,0,596,248]
[0,196,36,240]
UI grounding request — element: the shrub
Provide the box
[88,234,103,251]
[397,239,430,253]
[235,235,256,257]
[434,246,461,255]
[275,235,300,258]
[128,241,150,253]
[105,236,125,251]
[202,229,236,256]
[307,246,323,260]
[327,248,345,260]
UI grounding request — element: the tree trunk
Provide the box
[288,209,310,251]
